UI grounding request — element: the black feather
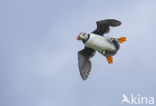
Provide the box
[92,19,121,36]
[78,47,95,80]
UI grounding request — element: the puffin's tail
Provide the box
[117,37,126,43]
[104,37,126,64]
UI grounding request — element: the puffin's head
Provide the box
[77,32,89,41]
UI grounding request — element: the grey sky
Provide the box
[0,0,156,106]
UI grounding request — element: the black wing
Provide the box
[92,19,121,36]
[78,47,95,80]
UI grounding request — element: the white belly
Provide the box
[85,34,116,53]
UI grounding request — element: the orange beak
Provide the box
[77,35,80,40]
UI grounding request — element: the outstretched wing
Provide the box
[78,47,95,80]
[92,19,121,36]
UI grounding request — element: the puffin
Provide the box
[77,19,126,80]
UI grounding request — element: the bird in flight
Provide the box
[77,19,126,80]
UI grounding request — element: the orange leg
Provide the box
[117,37,126,43]
[102,52,113,64]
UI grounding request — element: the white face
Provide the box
[79,32,88,40]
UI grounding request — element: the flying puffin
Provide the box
[77,19,126,80]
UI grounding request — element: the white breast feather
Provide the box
[85,34,116,53]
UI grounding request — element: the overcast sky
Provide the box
[0,0,156,106]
